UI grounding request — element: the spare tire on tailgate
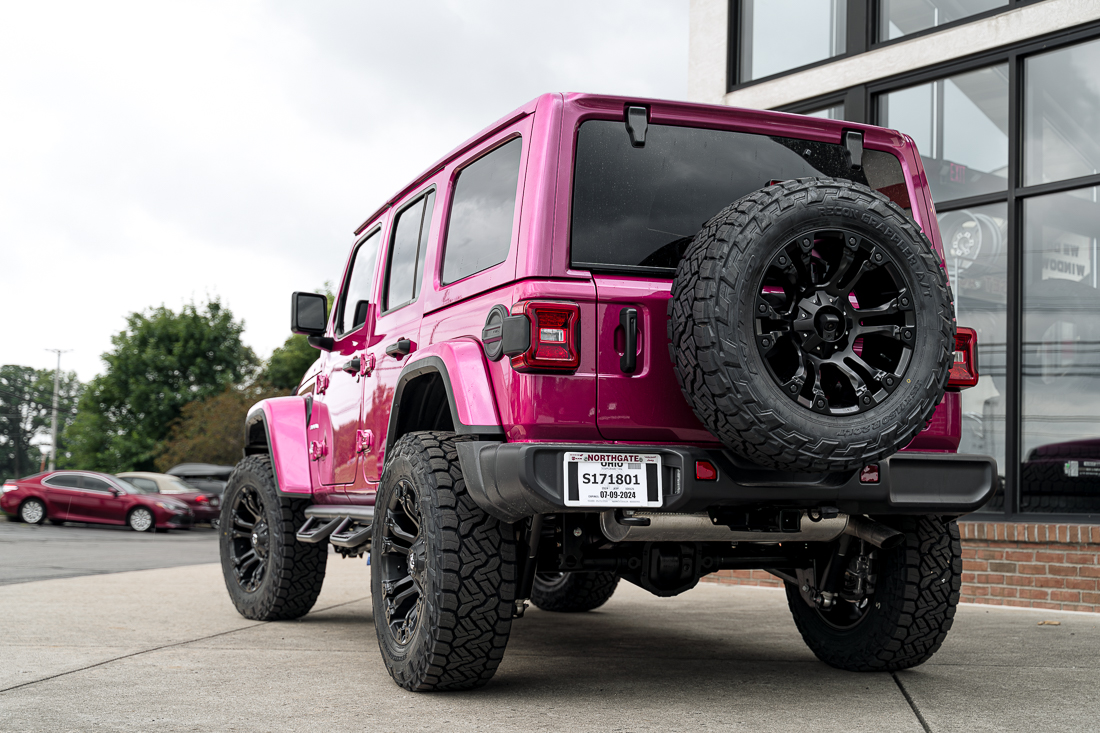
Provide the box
[668,178,954,473]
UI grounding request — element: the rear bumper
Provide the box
[456,442,997,523]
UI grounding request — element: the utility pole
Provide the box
[45,349,70,471]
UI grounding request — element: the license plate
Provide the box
[563,452,662,508]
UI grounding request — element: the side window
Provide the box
[442,137,523,285]
[45,473,80,488]
[82,476,112,492]
[383,190,436,311]
[336,229,381,335]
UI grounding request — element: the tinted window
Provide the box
[442,138,523,285]
[83,476,113,492]
[337,229,381,334]
[45,473,80,488]
[384,191,436,310]
[571,121,911,272]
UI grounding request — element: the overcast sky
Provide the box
[0,1,688,382]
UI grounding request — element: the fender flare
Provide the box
[244,396,313,496]
[385,341,505,451]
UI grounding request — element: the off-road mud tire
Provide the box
[530,571,620,613]
[372,431,517,692]
[785,515,961,671]
[220,454,327,621]
[668,178,955,472]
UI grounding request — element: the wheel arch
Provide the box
[385,343,504,452]
[243,396,313,496]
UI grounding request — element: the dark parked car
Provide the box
[165,463,233,496]
[116,471,221,526]
[1,470,193,531]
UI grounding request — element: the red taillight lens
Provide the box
[860,464,880,483]
[948,327,979,389]
[195,495,209,504]
[509,301,581,373]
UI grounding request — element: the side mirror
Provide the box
[291,292,334,351]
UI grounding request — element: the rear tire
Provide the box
[785,515,961,671]
[220,454,327,621]
[19,499,46,525]
[531,571,619,613]
[372,431,517,691]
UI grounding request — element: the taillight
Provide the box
[3,481,18,493]
[509,300,581,373]
[195,495,209,504]
[948,327,979,389]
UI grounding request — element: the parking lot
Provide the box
[0,516,1097,732]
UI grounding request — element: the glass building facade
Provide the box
[725,1,1100,519]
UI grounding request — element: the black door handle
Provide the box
[339,356,361,374]
[385,339,412,358]
[620,308,637,373]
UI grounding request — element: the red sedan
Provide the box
[1,470,193,532]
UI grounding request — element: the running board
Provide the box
[296,505,374,548]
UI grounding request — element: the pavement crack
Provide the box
[0,595,369,695]
[892,672,932,733]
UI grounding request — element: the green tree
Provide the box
[66,299,257,472]
[0,366,82,479]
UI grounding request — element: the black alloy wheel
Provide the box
[755,227,916,416]
[228,486,269,593]
[378,478,426,646]
[219,454,326,621]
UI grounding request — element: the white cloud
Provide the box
[0,0,687,380]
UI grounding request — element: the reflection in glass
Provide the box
[337,230,380,335]
[383,191,434,311]
[938,203,1007,508]
[878,65,1008,203]
[878,0,1006,42]
[1021,187,1100,512]
[740,0,845,82]
[804,104,844,120]
[1025,38,1100,186]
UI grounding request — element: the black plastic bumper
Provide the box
[455,441,997,523]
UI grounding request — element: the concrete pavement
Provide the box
[1,549,1098,732]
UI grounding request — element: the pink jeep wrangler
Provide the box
[219,93,994,691]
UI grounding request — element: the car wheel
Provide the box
[19,499,46,525]
[669,178,954,472]
[219,454,327,621]
[372,431,517,691]
[128,507,155,532]
[530,571,619,613]
[785,515,961,671]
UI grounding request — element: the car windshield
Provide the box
[571,120,912,274]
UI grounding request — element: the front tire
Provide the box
[372,431,517,691]
[219,454,327,621]
[531,572,619,613]
[19,499,46,525]
[785,515,961,671]
[128,507,155,532]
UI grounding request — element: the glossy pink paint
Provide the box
[249,397,312,495]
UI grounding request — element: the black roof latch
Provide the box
[625,106,648,148]
[844,130,864,171]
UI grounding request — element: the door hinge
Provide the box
[360,353,375,377]
[309,439,328,461]
[355,429,374,455]
[316,373,330,395]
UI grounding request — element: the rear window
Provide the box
[571,120,912,273]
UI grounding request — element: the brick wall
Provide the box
[702,521,1100,613]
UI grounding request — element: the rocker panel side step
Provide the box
[296,505,374,546]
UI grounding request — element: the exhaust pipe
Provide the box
[843,514,904,550]
[600,511,848,543]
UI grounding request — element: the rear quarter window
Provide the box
[442,137,523,285]
[571,120,911,273]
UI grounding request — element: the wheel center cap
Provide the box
[815,307,846,342]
